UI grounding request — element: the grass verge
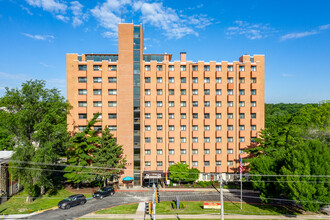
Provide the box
[95,203,139,214]
[0,189,92,214]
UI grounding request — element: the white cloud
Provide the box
[0,72,30,81]
[25,0,67,13]
[70,1,87,27]
[55,14,69,22]
[20,4,33,15]
[40,62,55,68]
[103,31,118,39]
[280,24,330,41]
[22,33,55,41]
[226,20,274,40]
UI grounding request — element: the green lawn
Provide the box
[0,189,92,214]
[95,203,139,214]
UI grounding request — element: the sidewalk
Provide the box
[80,213,330,219]
[117,186,257,193]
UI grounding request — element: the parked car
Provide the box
[58,194,86,209]
[93,187,115,199]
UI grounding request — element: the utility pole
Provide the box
[152,183,156,220]
[219,167,224,220]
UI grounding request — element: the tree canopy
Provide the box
[169,162,200,184]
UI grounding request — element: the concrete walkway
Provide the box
[80,213,330,219]
[117,186,257,193]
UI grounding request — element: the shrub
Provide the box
[171,201,186,209]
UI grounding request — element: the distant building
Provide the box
[0,151,18,204]
[67,23,265,186]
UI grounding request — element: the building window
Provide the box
[239,125,245,131]
[216,113,222,119]
[169,101,174,107]
[145,137,151,143]
[251,113,257,119]
[228,161,233,166]
[216,161,222,166]
[239,89,245,95]
[251,66,257,71]
[78,77,87,83]
[181,77,186,83]
[216,89,222,95]
[169,125,174,131]
[157,101,163,107]
[204,125,210,131]
[157,77,163,83]
[78,65,87,71]
[204,101,210,107]
[228,89,233,95]
[145,89,151,95]
[169,149,175,155]
[239,101,245,107]
[228,101,233,107]
[192,89,198,95]
[108,101,117,107]
[79,114,87,119]
[93,77,102,83]
[228,137,233,142]
[180,101,186,107]
[251,125,256,130]
[181,137,186,143]
[192,113,198,119]
[228,125,233,131]
[145,161,151,167]
[204,113,210,119]
[108,89,117,95]
[93,89,102,95]
[157,137,163,143]
[180,65,186,71]
[169,161,175,166]
[157,125,162,131]
[169,65,174,71]
[181,89,186,95]
[204,161,210,166]
[145,113,151,119]
[192,161,198,167]
[192,149,198,155]
[204,149,210,154]
[239,77,245,83]
[204,77,210,83]
[192,125,198,131]
[216,137,222,143]
[169,89,174,95]
[157,161,163,167]
[215,77,222,84]
[192,137,198,143]
[108,113,117,119]
[192,77,198,83]
[169,137,174,143]
[157,65,163,71]
[145,77,151,83]
[204,89,210,95]
[192,65,198,71]
[228,65,233,71]
[228,113,233,119]
[169,113,174,119]
[251,101,257,107]
[93,65,101,71]
[157,149,163,155]
[239,66,245,71]
[251,137,257,142]
[78,126,86,131]
[239,137,245,142]
[145,65,150,71]
[181,149,186,155]
[216,149,221,154]
[78,89,87,95]
[181,113,186,119]
[239,113,245,119]
[251,78,257,83]
[169,77,174,83]
[145,101,151,107]
[192,101,198,107]
[93,101,102,107]
[145,149,151,155]
[157,89,163,95]
[180,125,186,131]
[145,125,151,131]
[216,65,221,71]
[109,65,117,71]
[216,101,222,107]
[228,77,233,83]
[228,149,233,154]
[204,65,210,71]
[251,89,257,95]
[157,113,163,119]
[94,126,102,131]
[216,125,222,131]
[108,77,117,83]
[204,137,210,143]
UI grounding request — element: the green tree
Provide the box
[169,163,200,184]
[1,80,70,202]
[0,110,15,150]
[93,126,126,186]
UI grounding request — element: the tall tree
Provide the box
[169,163,200,184]
[1,80,70,202]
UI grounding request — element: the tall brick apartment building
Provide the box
[67,23,264,186]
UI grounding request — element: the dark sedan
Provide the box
[58,194,86,209]
[93,187,115,199]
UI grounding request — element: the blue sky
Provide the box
[0,0,329,103]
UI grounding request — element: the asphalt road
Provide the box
[25,190,260,220]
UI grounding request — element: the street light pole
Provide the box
[219,167,224,220]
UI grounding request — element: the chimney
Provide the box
[180,52,186,62]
